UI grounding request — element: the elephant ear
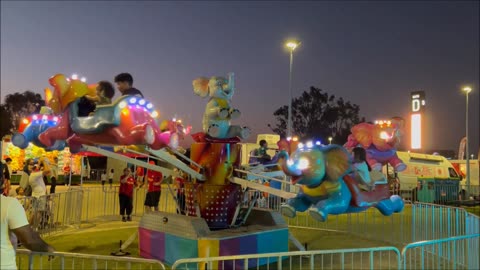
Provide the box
[351,122,373,147]
[324,145,352,181]
[193,77,210,98]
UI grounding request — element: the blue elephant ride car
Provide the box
[12,112,66,151]
[278,144,404,222]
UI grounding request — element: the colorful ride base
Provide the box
[139,210,289,268]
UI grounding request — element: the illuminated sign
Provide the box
[411,91,426,112]
[411,113,422,149]
[411,91,425,150]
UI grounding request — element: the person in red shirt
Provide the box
[144,161,162,212]
[136,166,145,187]
[119,167,136,222]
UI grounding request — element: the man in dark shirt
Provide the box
[114,73,144,98]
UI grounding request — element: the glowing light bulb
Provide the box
[151,110,159,117]
[315,141,321,145]
[306,141,313,148]
[119,101,127,108]
[42,115,48,120]
[32,115,38,120]
[286,136,292,141]
[80,77,86,82]
[380,131,389,140]
[121,108,129,116]
[53,117,58,122]
[139,99,146,105]
[72,74,78,80]
[129,97,137,104]
[298,143,304,149]
[22,119,29,124]
[146,103,153,109]
[298,158,310,170]
[293,136,299,142]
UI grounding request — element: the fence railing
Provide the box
[411,203,478,242]
[25,182,477,243]
[13,180,479,269]
[170,234,480,270]
[285,202,479,247]
[78,185,179,222]
[401,234,480,270]
[18,189,83,236]
[16,249,166,270]
[171,246,401,270]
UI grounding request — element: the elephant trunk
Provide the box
[278,151,302,177]
[227,72,235,91]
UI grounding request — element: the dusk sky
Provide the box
[1,1,479,155]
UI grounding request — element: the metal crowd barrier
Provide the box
[171,246,401,270]
[401,234,480,270]
[285,202,480,247]
[170,234,480,270]
[16,249,166,270]
[17,189,84,236]
[14,179,479,270]
[79,185,179,222]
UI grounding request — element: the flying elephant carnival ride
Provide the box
[11,72,405,267]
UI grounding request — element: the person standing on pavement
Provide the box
[2,158,12,196]
[49,157,58,194]
[119,168,136,222]
[144,161,162,212]
[108,169,114,189]
[101,171,107,188]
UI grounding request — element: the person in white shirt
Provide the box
[29,171,48,198]
[101,171,107,187]
[29,164,51,228]
[1,178,54,270]
[352,147,374,191]
[108,169,114,188]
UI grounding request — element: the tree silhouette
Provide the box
[271,86,364,144]
[0,91,45,138]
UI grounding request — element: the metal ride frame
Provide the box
[18,144,480,270]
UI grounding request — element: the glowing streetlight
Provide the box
[285,39,300,138]
[463,86,472,198]
[328,137,333,145]
[71,74,78,80]
[286,42,299,50]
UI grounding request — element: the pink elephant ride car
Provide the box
[38,95,179,153]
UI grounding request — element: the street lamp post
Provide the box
[285,40,300,138]
[463,86,472,199]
